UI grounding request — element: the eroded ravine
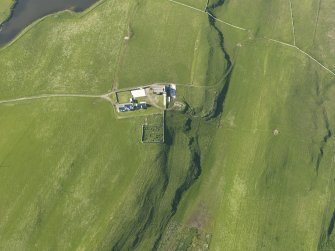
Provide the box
[152,0,234,249]
[109,0,235,249]
[153,0,235,249]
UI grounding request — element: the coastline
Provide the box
[0,0,17,26]
[0,0,105,51]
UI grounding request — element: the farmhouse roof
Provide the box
[131,89,146,98]
[152,85,165,93]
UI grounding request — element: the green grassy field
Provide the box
[0,97,174,250]
[0,0,335,250]
[0,0,15,24]
[173,40,335,250]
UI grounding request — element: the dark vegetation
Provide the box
[203,0,233,120]
[145,0,235,248]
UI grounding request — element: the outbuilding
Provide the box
[152,85,165,95]
[131,89,146,98]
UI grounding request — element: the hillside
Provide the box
[0,0,334,250]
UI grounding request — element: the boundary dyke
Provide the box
[163,110,165,143]
[140,111,165,144]
[0,0,106,51]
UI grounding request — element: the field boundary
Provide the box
[288,0,296,45]
[266,38,335,76]
[167,0,247,31]
[312,0,322,45]
[163,110,166,143]
[141,112,165,144]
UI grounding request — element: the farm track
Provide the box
[0,93,112,105]
[0,86,147,105]
[288,0,296,45]
[167,0,246,31]
[312,0,322,46]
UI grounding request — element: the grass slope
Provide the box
[0,0,335,250]
[292,0,335,70]
[0,98,166,249]
[168,1,335,251]
[0,0,215,249]
[0,0,134,99]
[174,40,335,250]
[210,0,293,43]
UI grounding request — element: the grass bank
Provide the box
[0,0,16,24]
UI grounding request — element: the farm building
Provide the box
[117,102,147,113]
[138,102,147,109]
[152,85,165,95]
[169,84,177,97]
[131,89,146,98]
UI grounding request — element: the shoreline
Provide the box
[0,0,17,26]
[0,0,104,50]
